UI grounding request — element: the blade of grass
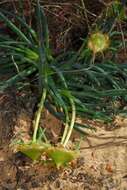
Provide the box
[0,12,32,45]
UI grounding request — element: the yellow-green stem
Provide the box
[61,123,69,145]
[63,99,76,147]
[32,88,47,143]
[61,105,69,144]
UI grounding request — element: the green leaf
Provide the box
[0,67,36,92]
[0,9,37,41]
[0,12,31,45]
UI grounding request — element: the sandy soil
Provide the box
[0,92,127,190]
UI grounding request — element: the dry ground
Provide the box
[0,92,127,190]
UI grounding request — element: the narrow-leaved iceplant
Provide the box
[15,0,78,168]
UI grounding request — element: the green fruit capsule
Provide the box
[17,142,50,161]
[46,147,77,168]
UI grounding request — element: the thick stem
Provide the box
[61,102,69,144]
[32,88,47,143]
[61,111,69,144]
[63,99,76,147]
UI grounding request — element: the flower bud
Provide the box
[88,32,110,54]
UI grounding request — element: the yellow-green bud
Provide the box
[88,32,110,54]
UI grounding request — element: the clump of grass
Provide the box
[0,0,127,167]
